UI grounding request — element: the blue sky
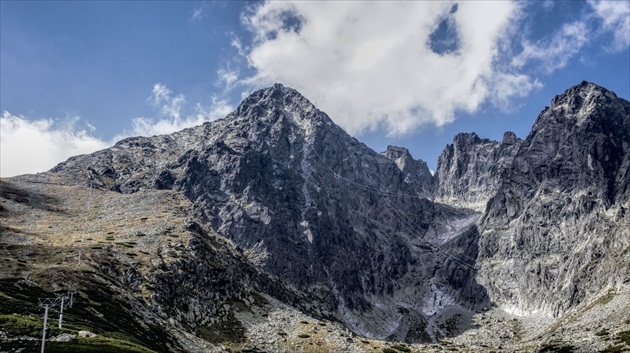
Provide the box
[1,1,629,177]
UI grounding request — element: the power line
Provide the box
[37,291,76,353]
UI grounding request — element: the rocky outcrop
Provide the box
[381,145,434,198]
[434,131,522,211]
[478,81,630,317]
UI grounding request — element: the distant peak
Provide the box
[382,145,412,159]
[501,131,520,145]
[254,83,302,102]
[271,82,285,90]
[228,83,337,133]
[453,132,481,145]
[233,83,313,115]
[551,81,617,108]
[546,81,624,126]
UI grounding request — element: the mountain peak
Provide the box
[501,131,519,145]
[547,81,623,126]
[239,83,312,111]
[381,145,434,197]
[382,145,412,159]
[228,83,334,133]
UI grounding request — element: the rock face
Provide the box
[434,131,522,211]
[5,81,629,352]
[478,81,630,317]
[49,83,485,342]
[381,145,434,198]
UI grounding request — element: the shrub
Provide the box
[596,329,610,336]
[391,344,411,352]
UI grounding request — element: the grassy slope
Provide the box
[0,177,196,352]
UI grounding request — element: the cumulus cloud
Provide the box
[238,1,539,135]
[233,1,629,135]
[588,0,630,52]
[0,112,110,177]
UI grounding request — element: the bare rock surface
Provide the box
[45,83,486,342]
[1,81,629,352]
[478,81,630,319]
[434,131,522,211]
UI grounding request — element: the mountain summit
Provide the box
[478,81,630,318]
[2,81,629,352]
[49,83,484,341]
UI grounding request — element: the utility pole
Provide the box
[58,296,65,329]
[38,298,57,353]
[41,304,49,353]
[38,291,76,353]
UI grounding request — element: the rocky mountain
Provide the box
[45,83,485,343]
[434,131,522,211]
[381,145,435,199]
[478,81,630,317]
[1,81,629,353]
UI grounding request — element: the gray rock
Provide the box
[48,83,487,342]
[434,131,522,211]
[381,145,434,198]
[38,81,630,350]
[478,81,630,317]
[78,330,97,338]
[51,333,76,342]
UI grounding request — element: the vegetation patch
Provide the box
[391,344,412,352]
[0,277,170,353]
[616,330,630,345]
[597,329,611,336]
[600,344,628,353]
[539,343,575,353]
[45,336,156,353]
[197,315,246,344]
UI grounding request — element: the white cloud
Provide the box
[490,73,543,111]
[512,21,589,74]
[150,83,186,121]
[0,112,110,177]
[217,67,239,90]
[192,7,204,21]
[192,2,211,21]
[588,0,630,52]
[239,1,536,135]
[114,85,233,140]
[1,85,234,177]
